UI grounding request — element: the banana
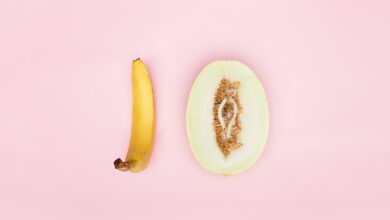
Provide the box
[114,58,155,172]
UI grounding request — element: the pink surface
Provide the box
[1,0,390,219]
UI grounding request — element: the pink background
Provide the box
[1,0,390,219]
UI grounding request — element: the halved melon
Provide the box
[186,60,269,175]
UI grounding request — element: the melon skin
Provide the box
[186,60,269,175]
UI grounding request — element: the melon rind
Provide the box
[186,60,269,175]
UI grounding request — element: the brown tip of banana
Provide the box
[114,158,130,172]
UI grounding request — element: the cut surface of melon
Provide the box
[186,60,269,175]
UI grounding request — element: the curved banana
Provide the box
[114,58,155,172]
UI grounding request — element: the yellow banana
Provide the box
[114,58,155,172]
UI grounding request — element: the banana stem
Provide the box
[114,158,133,172]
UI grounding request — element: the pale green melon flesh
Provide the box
[186,60,269,175]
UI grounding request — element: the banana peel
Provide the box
[114,58,155,172]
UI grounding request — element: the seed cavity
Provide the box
[213,79,242,157]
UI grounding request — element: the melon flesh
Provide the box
[186,60,269,175]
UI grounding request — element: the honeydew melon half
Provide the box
[186,60,269,175]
